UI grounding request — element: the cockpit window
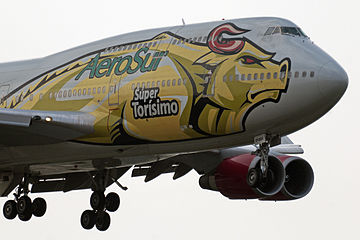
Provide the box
[264,26,308,38]
[281,27,300,36]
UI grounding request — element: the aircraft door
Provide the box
[108,73,120,106]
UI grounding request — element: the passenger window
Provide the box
[178,79,182,85]
[223,76,227,82]
[132,44,137,50]
[260,73,264,80]
[102,86,106,93]
[73,89,77,96]
[247,74,252,80]
[273,72,278,79]
[310,71,315,78]
[198,37,202,42]
[152,81,155,87]
[241,74,246,80]
[162,80,165,87]
[63,91,67,98]
[157,81,160,87]
[58,91,62,98]
[141,82,145,89]
[267,72,271,79]
[49,92,53,99]
[153,42,157,47]
[280,72,286,80]
[235,74,239,81]
[93,88,96,94]
[54,92,57,99]
[136,83,140,89]
[88,88,91,95]
[254,73,258,80]
[229,75,233,81]
[167,80,171,86]
[147,82,150,88]
[39,93,43,100]
[68,90,72,97]
[127,45,132,50]
[288,72,292,78]
[97,87,101,94]
[172,79,176,86]
[131,83,135,90]
[78,89,82,96]
[302,72,307,78]
[138,44,142,49]
[193,37,197,42]
[294,72,299,78]
[83,88,86,95]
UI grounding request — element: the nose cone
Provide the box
[318,60,348,101]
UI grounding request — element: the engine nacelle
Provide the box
[262,156,314,200]
[199,154,285,199]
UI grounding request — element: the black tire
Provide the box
[80,210,96,230]
[32,198,47,217]
[17,196,32,215]
[3,200,17,219]
[18,211,32,221]
[90,191,105,210]
[105,192,120,212]
[96,211,111,231]
[247,168,262,188]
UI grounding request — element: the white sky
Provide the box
[0,0,359,239]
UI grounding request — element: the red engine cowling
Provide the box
[262,155,314,200]
[199,154,285,199]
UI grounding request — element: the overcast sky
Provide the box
[0,0,358,239]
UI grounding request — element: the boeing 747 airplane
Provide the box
[0,17,347,231]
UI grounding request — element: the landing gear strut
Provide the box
[80,171,125,231]
[2,175,47,222]
[247,134,278,188]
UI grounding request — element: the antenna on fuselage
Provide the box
[182,18,186,25]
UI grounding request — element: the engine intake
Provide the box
[199,154,285,199]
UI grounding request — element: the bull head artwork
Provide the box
[172,23,291,136]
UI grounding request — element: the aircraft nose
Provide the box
[317,60,348,100]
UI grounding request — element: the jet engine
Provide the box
[199,154,285,199]
[199,153,314,200]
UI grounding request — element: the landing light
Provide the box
[45,116,53,122]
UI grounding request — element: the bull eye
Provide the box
[239,56,259,65]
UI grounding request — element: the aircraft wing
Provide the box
[0,108,94,146]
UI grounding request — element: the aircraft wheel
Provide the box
[32,197,47,217]
[18,211,32,222]
[96,210,110,231]
[90,191,105,210]
[17,196,32,215]
[247,168,262,188]
[3,200,17,219]
[81,210,96,230]
[105,192,120,212]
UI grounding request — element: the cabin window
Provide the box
[288,72,292,78]
[157,81,160,87]
[241,74,246,80]
[172,79,176,86]
[73,89,77,96]
[310,71,315,78]
[39,93,43,100]
[267,72,271,79]
[68,90,72,97]
[254,73,258,80]
[151,81,155,87]
[78,89,82,96]
[136,83,140,89]
[198,36,202,42]
[49,92,53,99]
[147,82,150,88]
[63,91,67,98]
[131,83,135,90]
[127,45,132,50]
[223,76,227,82]
[153,42,157,47]
[58,91,62,98]
[102,86,106,93]
[178,78,182,85]
[162,80,165,87]
[228,75,233,81]
[260,73,264,80]
[92,88,96,94]
[302,71,307,78]
[273,72,278,79]
[167,80,171,87]
[88,88,91,95]
[132,44,137,50]
[235,74,240,81]
[141,82,145,89]
[97,87,101,94]
[294,72,299,78]
[193,37,197,42]
[138,44,142,49]
[247,74,252,80]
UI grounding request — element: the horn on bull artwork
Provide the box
[207,23,249,55]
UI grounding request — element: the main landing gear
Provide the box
[80,171,127,231]
[2,176,47,222]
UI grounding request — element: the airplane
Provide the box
[0,17,348,231]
